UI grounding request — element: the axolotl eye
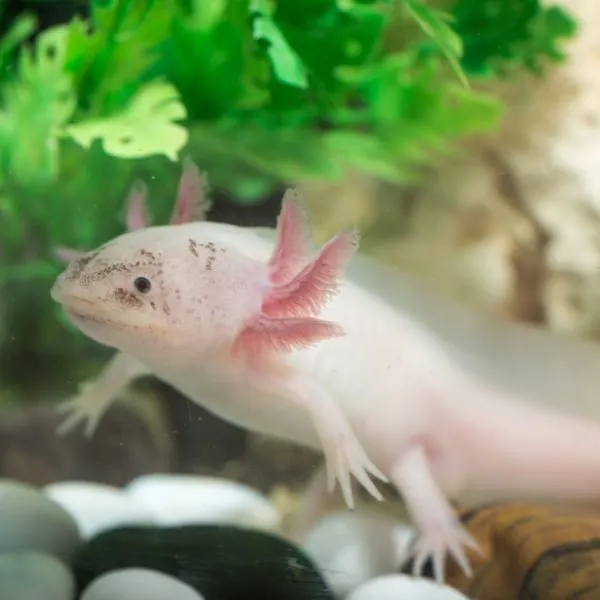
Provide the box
[133,276,152,294]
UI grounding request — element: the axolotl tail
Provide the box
[448,385,600,507]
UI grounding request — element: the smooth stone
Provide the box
[80,568,204,600]
[125,473,279,531]
[346,574,471,600]
[0,551,75,600]
[72,524,334,600]
[0,479,80,560]
[44,481,156,540]
[302,510,415,597]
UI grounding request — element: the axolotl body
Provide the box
[50,162,600,582]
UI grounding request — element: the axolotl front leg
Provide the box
[241,361,388,508]
[56,352,151,437]
[227,217,389,508]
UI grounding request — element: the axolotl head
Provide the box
[50,223,270,357]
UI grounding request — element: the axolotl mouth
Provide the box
[58,299,114,329]
[50,281,154,341]
[51,292,132,348]
[64,307,107,325]
[50,282,114,328]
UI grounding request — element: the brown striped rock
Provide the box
[444,502,600,600]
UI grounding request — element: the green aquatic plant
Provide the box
[451,0,577,77]
[0,0,576,392]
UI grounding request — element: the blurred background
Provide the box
[0,0,585,509]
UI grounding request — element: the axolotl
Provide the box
[50,161,600,583]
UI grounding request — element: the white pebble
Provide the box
[302,510,415,598]
[0,479,80,560]
[80,568,204,600]
[0,551,75,600]
[346,574,471,600]
[44,481,155,540]
[125,473,279,531]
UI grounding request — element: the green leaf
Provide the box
[64,0,173,114]
[0,13,37,77]
[251,0,308,89]
[0,25,76,185]
[273,0,388,94]
[516,5,577,72]
[230,176,274,202]
[165,0,259,119]
[336,52,500,179]
[324,131,412,182]
[63,80,187,160]
[403,0,467,86]
[188,121,344,183]
[451,0,577,77]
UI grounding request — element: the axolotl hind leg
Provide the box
[390,443,482,583]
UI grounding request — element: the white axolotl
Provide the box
[50,160,600,583]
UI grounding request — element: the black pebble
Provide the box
[71,525,334,600]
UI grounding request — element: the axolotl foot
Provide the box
[391,443,483,583]
[54,352,149,438]
[321,412,389,508]
[55,381,109,438]
[409,516,481,582]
